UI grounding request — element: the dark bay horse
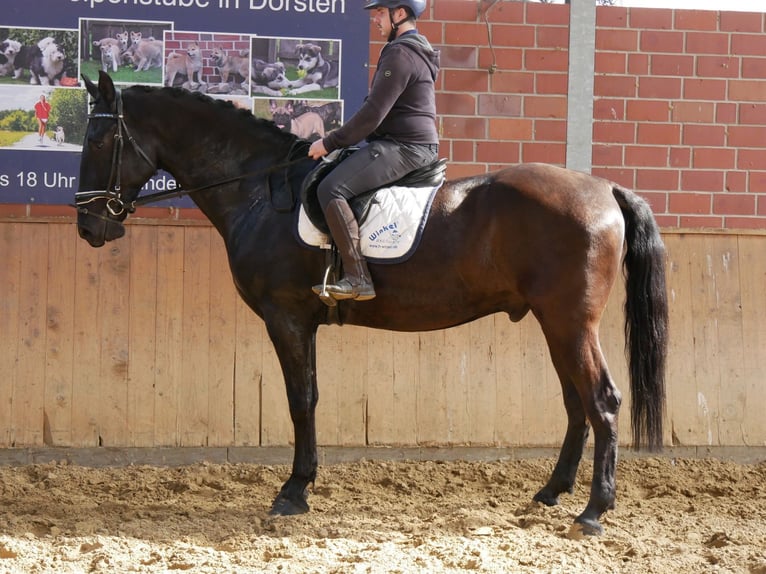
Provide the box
[75,71,668,536]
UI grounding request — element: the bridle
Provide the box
[73,87,311,223]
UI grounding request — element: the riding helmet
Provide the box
[363,0,426,18]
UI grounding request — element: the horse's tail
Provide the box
[612,185,669,451]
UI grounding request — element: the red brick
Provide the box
[669,192,712,214]
[445,23,488,46]
[593,75,636,98]
[596,6,628,28]
[625,145,669,167]
[742,57,766,79]
[593,98,625,121]
[679,215,722,228]
[595,29,639,52]
[728,125,766,148]
[636,170,679,191]
[640,30,683,53]
[435,0,479,21]
[692,148,736,170]
[534,119,566,142]
[637,124,680,145]
[650,54,694,77]
[595,52,627,75]
[671,101,715,123]
[752,173,766,194]
[523,95,567,119]
[737,149,766,170]
[670,147,692,168]
[656,214,680,228]
[638,76,681,99]
[438,93,477,115]
[682,124,726,147]
[476,141,521,164]
[681,170,724,192]
[525,3,569,26]
[440,46,478,69]
[725,171,748,193]
[442,117,487,139]
[594,121,636,144]
[478,0,524,23]
[720,12,763,33]
[638,191,669,214]
[629,8,673,31]
[684,79,727,101]
[731,34,766,57]
[449,140,474,163]
[592,144,624,167]
[488,118,533,140]
[716,103,737,124]
[626,100,671,122]
[536,73,568,95]
[740,103,766,125]
[696,56,740,79]
[724,217,765,230]
[479,48,523,71]
[443,70,490,93]
[524,49,569,72]
[477,94,521,117]
[537,26,569,49]
[674,11,718,31]
[415,22,443,43]
[490,71,534,94]
[729,80,766,102]
[628,53,650,75]
[488,25,536,48]
[687,32,730,55]
[446,163,487,180]
[592,167,635,188]
[713,194,755,216]
[521,142,565,164]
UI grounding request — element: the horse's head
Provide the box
[75,71,157,247]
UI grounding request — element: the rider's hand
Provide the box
[308,139,328,160]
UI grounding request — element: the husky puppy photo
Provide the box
[286,42,339,96]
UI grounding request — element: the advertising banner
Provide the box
[1,0,369,205]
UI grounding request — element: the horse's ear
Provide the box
[97,70,117,106]
[82,74,99,100]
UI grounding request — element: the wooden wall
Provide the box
[1,221,764,449]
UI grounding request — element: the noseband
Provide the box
[73,88,155,220]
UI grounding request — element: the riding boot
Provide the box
[313,198,376,301]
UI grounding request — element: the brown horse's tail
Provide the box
[612,185,669,451]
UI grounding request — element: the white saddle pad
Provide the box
[297,182,442,264]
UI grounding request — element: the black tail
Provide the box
[612,185,668,450]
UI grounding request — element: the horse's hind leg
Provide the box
[538,326,622,536]
[265,317,319,516]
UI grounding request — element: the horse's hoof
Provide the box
[533,489,560,507]
[567,519,604,539]
[269,494,310,516]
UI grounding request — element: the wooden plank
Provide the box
[44,223,77,446]
[96,239,131,446]
[207,235,236,445]
[365,328,395,444]
[154,226,185,445]
[663,234,699,447]
[467,316,497,444]
[416,330,448,444]
[705,236,745,445]
[494,313,525,445]
[738,235,766,445]
[14,224,49,445]
[390,332,419,444]
[179,226,211,446]
[127,225,158,446]
[0,223,22,446]
[260,320,292,446]
[71,234,102,445]
[315,325,340,445]
[233,296,263,446]
[442,323,470,443]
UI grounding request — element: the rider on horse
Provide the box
[308,0,440,301]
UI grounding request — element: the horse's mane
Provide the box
[128,84,299,147]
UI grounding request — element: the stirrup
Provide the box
[311,265,338,308]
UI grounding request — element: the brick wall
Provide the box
[414,0,766,230]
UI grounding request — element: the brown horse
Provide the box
[74,71,668,536]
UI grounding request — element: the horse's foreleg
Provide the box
[533,378,589,506]
[266,320,319,516]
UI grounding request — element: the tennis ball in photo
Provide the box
[297,69,307,78]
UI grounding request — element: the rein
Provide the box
[73,88,309,218]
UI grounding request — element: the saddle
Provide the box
[300,147,447,234]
